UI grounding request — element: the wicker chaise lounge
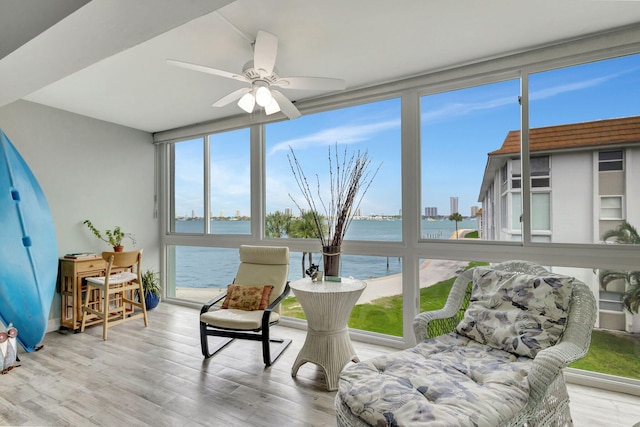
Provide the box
[335,261,597,427]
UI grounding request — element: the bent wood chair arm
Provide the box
[265,283,291,312]
[261,282,291,328]
[200,291,227,315]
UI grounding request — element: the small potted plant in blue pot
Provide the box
[141,269,161,310]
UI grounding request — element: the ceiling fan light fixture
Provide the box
[169,31,345,120]
[255,85,272,107]
[237,92,255,113]
[265,98,281,115]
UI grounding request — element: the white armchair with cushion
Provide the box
[335,260,597,427]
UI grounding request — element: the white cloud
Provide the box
[422,96,514,123]
[268,119,400,155]
[529,75,611,100]
[421,69,633,123]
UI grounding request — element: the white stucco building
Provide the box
[478,116,640,331]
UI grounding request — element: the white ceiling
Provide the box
[2,0,640,134]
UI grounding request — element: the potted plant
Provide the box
[141,269,161,310]
[83,220,135,251]
[288,144,381,278]
[599,221,640,332]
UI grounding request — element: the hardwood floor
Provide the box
[2,303,639,426]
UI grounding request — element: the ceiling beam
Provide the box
[0,0,233,108]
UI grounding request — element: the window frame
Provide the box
[599,150,624,172]
[157,39,640,394]
[599,195,624,220]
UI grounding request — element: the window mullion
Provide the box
[520,72,532,246]
[251,124,264,239]
[204,135,211,234]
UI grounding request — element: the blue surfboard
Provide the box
[0,129,58,352]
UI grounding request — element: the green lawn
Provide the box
[281,262,640,379]
[281,275,458,336]
[570,329,640,379]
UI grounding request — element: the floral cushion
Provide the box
[338,333,532,427]
[221,284,273,311]
[455,267,573,358]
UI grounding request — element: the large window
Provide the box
[283,252,404,336]
[162,46,640,388]
[170,130,250,235]
[529,53,640,244]
[421,79,521,241]
[171,137,204,232]
[168,246,239,301]
[209,128,250,234]
[263,99,404,337]
[265,99,402,241]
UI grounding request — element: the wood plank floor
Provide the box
[2,303,639,426]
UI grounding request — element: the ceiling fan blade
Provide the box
[212,87,251,107]
[271,90,301,120]
[166,59,249,83]
[253,31,278,76]
[273,76,346,91]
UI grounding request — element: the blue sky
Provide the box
[174,53,640,218]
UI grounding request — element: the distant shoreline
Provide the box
[175,258,468,305]
[175,229,474,304]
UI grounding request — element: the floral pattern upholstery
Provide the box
[337,262,595,427]
[338,333,532,427]
[221,284,273,310]
[455,267,573,358]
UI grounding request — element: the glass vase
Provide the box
[322,245,341,278]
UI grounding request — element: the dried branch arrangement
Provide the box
[288,144,381,247]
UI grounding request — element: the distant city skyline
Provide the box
[177,204,482,220]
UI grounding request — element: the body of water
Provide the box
[173,218,477,288]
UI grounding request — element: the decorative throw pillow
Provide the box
[221,284,273,311]
[455,267,573,358]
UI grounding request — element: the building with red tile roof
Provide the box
[490,116,640,156]
[478,116,640,331]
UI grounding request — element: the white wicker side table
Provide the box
[290,277,366,391]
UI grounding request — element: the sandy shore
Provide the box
[175,258,468,305]
[356,258,467,303]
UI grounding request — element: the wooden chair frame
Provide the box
[199,245,292,367]
[200,284,292,366]
[80,250,148,340]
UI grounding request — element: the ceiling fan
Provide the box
[167,30,346,120]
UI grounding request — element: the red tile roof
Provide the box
[489,116,640,156]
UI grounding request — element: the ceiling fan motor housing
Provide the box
[242,60,279,83]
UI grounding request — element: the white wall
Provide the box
[627,146,640,227]
[0,100,158,329]
[551,152,594,243]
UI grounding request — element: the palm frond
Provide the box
[599,269,629,290]
[623,281,640,314]
[602,221,640,244]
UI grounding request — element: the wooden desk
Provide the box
[290,277,366,391]
[59,257,129,331]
